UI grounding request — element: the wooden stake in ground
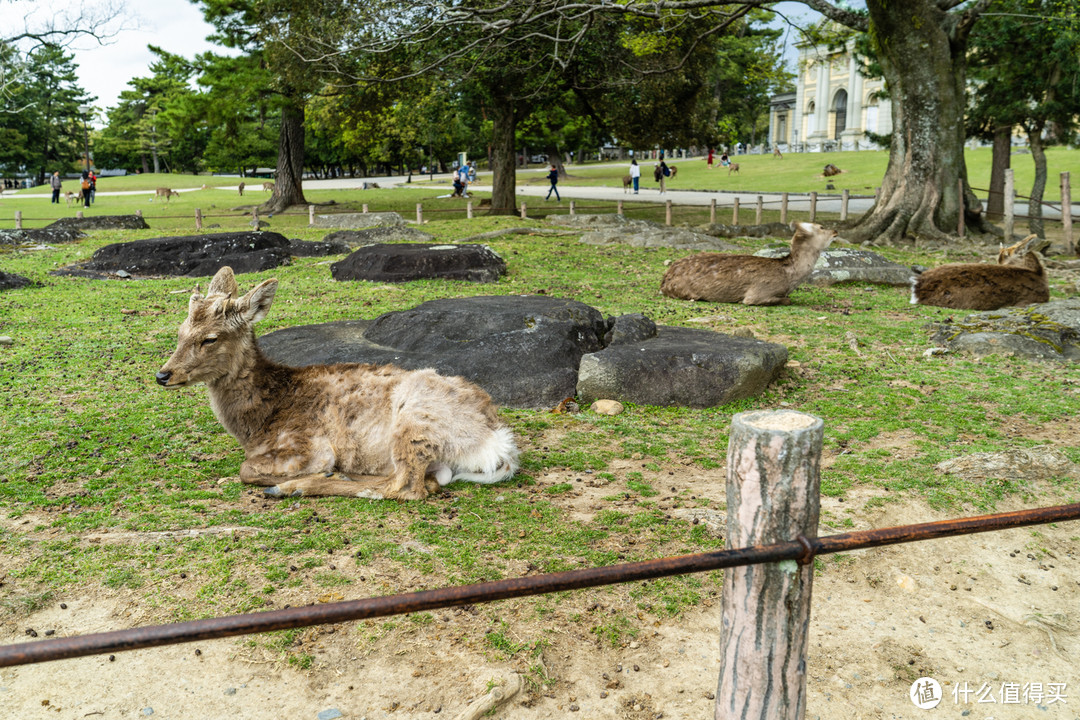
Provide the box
[716,409,823,720]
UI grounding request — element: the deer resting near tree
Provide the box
[156,266,520,500]
[661,222,837,305]
[911,235,1050,310]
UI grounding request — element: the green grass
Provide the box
[0,184,1078,662]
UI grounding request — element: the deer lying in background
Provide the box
[154,187,180,202]
[262,182,275,192]
[910,235,1050,311]
[661,222,837,305]
[156,267,519,500]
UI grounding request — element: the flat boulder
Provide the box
[753,246,914,286]
[578,217,741,251]
[577,325,788,408]
[0,270,35,290]
[46,215,149,231]
[289,238,350,257]
[704,222,793,239]
[311,212,405,229]
[53,231,292,278]
[322,226,436,248]
[0,227,84,245]
[330,243,506,283]
[929,299,1080,362]
[260,295,608,409]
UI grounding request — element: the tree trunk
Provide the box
[986,125,1012,220]
[489,96,518,214]
[1027,124,1047,238]
[263,100,308,214]
[848,0,986,244]
[547,144,567,179]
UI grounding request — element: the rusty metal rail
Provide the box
[2,501,1078,668]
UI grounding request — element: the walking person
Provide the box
[656,154,670,194]
[88,171,97,204]
[545,164,560,201]
[50,171,62,203]
[80,170,91,208]
[629,159,640,194]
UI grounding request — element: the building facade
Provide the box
[769,39,892,152]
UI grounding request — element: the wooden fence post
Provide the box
[135,209,142,219]
[755,195,763,225]
[569,200,576,216]
[252,207,259,227]
[957,179,965,238]
[14,211,22,229]
[780,193,788,224]
[76,211,84,220]
[467,200,474,219]
[362,203,369,214]
[665,200,672,226]
[1062,172,1073,256]
[1004,168,1015,240]
[710,198,717,225]
[809,192,817,223]
[617,200,624,216]
[308,205,315,226]
[840,189,849,222]
[195,208,203,231]
[732,197,740,225]
[520,202,527,220]
[716,409,823,720]
[416,203,423,224]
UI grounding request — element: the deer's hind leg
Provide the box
[239,445,414,500]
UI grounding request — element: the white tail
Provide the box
[156,267,519,500]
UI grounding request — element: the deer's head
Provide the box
[155,266,277,388]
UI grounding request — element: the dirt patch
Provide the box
[3,485,1077,719]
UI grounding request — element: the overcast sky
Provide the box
[1,0,224,121]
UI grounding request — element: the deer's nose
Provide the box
[155,371,172,386]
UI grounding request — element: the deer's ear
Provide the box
[208,266,239,297]
[237,279,277,324]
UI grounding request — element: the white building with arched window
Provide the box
[768,38,892,152]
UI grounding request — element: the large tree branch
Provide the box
[798,0,869,31]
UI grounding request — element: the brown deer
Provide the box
[772,145,783,159]
[727,163,740,176]
[622,175,633,193]
[238,181,246,196]
[661,222,837,305]
[262,182,275,192]
[156,267,519,500]
[911,235,1050,310]
[154,187,180,202]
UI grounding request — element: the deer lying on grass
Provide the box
[156,267,520,500]
[911,235,1050,310]
[154,187,180,202]
[661,222,837,305]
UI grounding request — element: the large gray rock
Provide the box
[577,326,788,408]
[754,246,914,286]
[547,214,631,228]
[704,222,793,239]
[260,295,608,408]
[930,299,1080,362]
[578,217,741,251]
[322,226,435,247]
[330,243,506,283]
[311,212,405,229]
[259,297,790,410]
[53,231,292,279]
[0,270,35,290]
[288,238,350,257]
[0,227,84,245]
[46,215,149,231]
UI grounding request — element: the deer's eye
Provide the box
[201,337,218,347]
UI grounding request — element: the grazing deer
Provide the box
[238,181,246,196]
[262,182,275,192]
[727,163,740,176]
[911,235,1050,311]
[772,145,783,159]
[64,191,78,208]
[154,187,180,202]
[661,222,837,305]
[622,175,633,193]
[156,267,520,500]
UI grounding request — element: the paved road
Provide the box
[7,172,1076,220]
